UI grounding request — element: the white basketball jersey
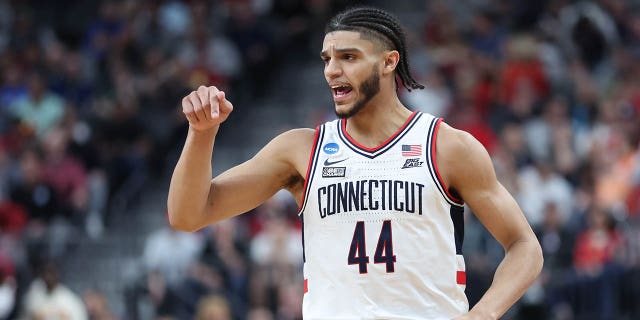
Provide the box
[298,111,468,319]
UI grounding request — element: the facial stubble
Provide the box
[335,64,381,119]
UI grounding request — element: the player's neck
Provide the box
[345,95,413,149]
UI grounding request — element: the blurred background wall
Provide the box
[0,0,639,319]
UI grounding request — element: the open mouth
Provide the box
[332,85,353,99]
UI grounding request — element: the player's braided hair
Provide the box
[325,6,425,91]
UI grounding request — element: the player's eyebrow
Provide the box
[320,48,363,58]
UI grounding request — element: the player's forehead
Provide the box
[321,31,376,54]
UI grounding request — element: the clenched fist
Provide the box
[182,85,234,132]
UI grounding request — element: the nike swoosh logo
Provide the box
[324,158,348,166]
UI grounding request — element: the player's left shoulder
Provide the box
[436,122,495,187]
[436,122,488,162]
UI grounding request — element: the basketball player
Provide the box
[168,7,542,320]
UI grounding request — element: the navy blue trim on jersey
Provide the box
[425,117,464,207]
[450,205,464,254]
[300,213,306,262]
[298,125,325,216]
[336,112,423,159]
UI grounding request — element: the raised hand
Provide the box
[182,85,234,132]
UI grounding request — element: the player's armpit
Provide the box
[203,128,315,224]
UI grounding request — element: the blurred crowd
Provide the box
[0,0,638,319]
[0,0,346,319]
[397,0,640,319]
[128,192,303,320]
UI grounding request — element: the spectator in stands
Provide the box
[9,72,65,140]
[518,159,574,228]
[82,288,116,320]
[573,207,622,277]
[225,0,276,98]
[41,127,88,220]
[593,127,638,213]
[249,210,302,269]
[499,35,549,108]
[0,256,16,320]
[537,202,575,273]
[142,225,202,286]
[247,307,273,320]
[22,261,87,320]
[0,63,27,130]
[195,294,231,320]
[199,219,249,316]
[524,95,583,179]
[9,146,60,223]
[274,281,302,320]
[0,200,27,236]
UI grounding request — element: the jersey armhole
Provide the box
[428,118,464,206]
[297,125,324,214]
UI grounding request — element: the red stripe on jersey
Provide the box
[297,127,321,212]
[456,271,466,285]
[431,119,464,204]
[304,279,309,293]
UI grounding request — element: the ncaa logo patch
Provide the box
[323,142,340,154]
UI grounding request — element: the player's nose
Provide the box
[324,59,342,79]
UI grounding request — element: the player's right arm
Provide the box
[167,86,312,232]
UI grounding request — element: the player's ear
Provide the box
[382,50,399,75]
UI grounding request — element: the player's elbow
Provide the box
[167,210,202,233]
[525,237,544,279]
[532,239,544,276]
[509,235,544,280]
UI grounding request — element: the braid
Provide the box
[326,7,425,91]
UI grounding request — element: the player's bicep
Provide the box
[463,180,532,250]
